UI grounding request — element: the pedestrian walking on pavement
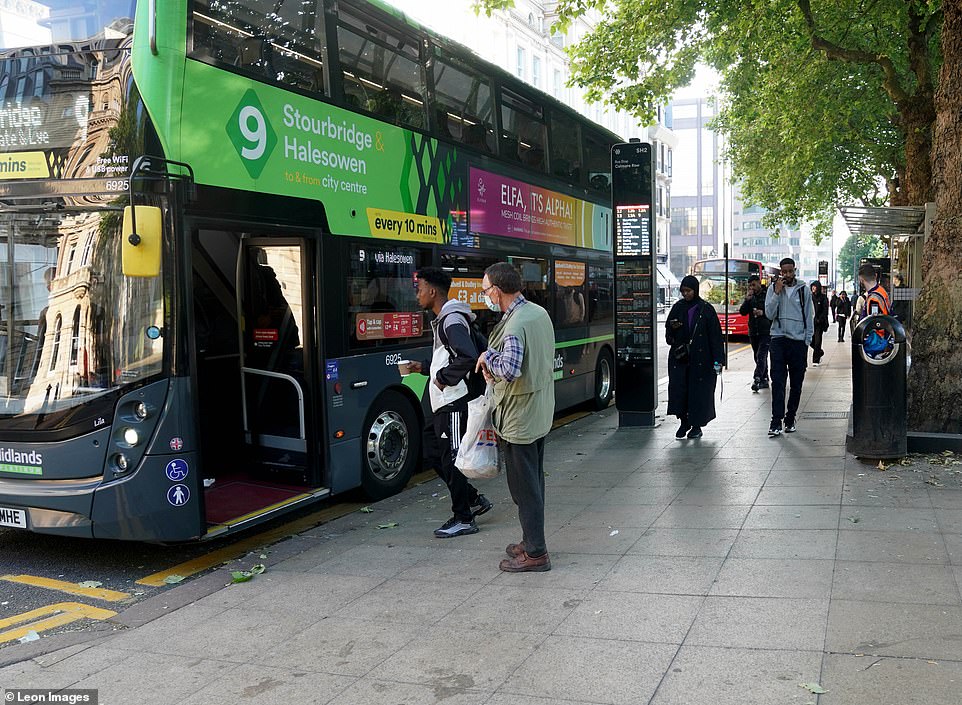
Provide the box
[835,290,852,341]
[666,275,726,440]
[830,289,840,323]
[411,267,493,538]
[476,262,555,572]
[765,258,814,436]
[810,281,830,366]
[738,274,771,392]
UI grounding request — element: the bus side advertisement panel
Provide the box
[175,61,457,241]
[468,166,610,249]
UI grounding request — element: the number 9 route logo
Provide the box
[226,89,277,179]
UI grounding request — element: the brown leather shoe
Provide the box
[505,541,526,557]
[499,551,551,572]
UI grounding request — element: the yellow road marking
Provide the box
[0,575,130,602]
[0,602,116,644]
[137,469,440,588]
[553,410,590,429]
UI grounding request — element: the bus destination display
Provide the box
[615,204,651,257]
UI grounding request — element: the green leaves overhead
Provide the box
[473,0,941,237]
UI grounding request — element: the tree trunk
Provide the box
[907,1,962,433]
[897,94,936,206]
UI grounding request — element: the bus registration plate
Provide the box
[0,506,27,529]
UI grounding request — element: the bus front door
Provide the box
[238,239,318,485]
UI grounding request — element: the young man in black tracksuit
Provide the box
[738,274,771,392]
[411,267,492,538]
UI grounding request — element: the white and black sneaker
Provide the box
[471,494,493,518]
[434,516,479,538]
[768,420,782,437]
[784,418,798,433]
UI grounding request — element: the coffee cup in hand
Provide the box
[397,360,416,376]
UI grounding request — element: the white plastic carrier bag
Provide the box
[455,388,500,479]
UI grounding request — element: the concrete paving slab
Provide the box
[826,600,962,661]
[685,596,829,650]
[743,505,841,530]
[649,645,823,705]
[841,506,940,531]
[178,663,355,705]
[651,505,752,529]
[819,653,962,705]
[546,524,648,554]
[836,530,949,563]
[305,544,440,579]
[942,535,962,566]
[325,679,489,705]
[70,651,239,705]
[709,558,835,598]
[563,504,664,529]
[614,471,697,487]
[254,617,423,676]
[392,549,506,585]
[688,471,769,487]
[597,555,724,595]
[934,508,962,533]
[832,561,962,605]
[367,629,543,693]
[628,528,740,557]
[333,575,481,626]
[555,590,702,644]
[842,484,935,508]
[595,486,685,506]
[762,469,845,487]
[435,584,587,635]
[754,486,842,505]
[927,489,962,510]
[730,530,838,560]
[671,486,762,505]
[499,635,677,705]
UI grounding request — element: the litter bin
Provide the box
[846,315,907,458]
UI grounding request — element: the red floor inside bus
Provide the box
[203,471,309,526]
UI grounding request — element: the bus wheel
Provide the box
[593,350,614,410]
[361,391,420,500]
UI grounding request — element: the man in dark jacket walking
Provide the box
[739,274,771,392]
[410,267,492,538]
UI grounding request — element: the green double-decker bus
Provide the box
[0,0,618,541]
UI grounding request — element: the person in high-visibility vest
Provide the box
[856,264,891,321]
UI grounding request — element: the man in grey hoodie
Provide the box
[411,267,492,537]
[765,257,814,436]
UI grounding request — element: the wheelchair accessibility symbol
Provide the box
[165,458,189,482]
[167,484,190,506]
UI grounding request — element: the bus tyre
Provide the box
[593,350,614,410]
[361,391,420,500]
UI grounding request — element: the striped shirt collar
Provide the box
[503,293,528,317]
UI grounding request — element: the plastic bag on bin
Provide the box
[456,388,500,479]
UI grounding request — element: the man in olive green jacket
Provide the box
[476,262,555,572]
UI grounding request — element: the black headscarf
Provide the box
[680,275,700,298]
[811,281,824,295]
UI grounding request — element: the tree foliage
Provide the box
[836,234,887,289]
[474,0,942,239]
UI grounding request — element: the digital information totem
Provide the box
[612,142,658,427]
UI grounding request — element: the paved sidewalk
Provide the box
[4,337,962,705]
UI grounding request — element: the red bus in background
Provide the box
[691,258,780,336]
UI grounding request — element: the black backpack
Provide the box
[437,311,488,402]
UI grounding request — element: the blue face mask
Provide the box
[483,294,501,312]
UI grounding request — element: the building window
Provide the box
[49,315,62,373]
[532,56,541,88]
[516,46,525,79]
[552,69,561,97]
[70,306,81,366]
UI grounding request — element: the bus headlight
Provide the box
[113,453,129,473]
[123,428,140,446]
[134,402,149,420]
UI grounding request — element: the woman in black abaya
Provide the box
[666,275,726,439]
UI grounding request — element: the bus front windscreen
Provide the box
[0,207,164,421]
[0,0,135,50]
[696,274,751,315]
